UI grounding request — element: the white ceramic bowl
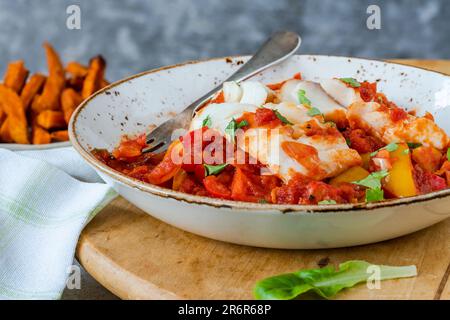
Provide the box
[69,55,450,249]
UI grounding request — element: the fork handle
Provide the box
[187,31,301,116]
[143,31,301,152]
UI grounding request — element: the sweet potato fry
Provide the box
[20,73,46,110]
[61,88,82,124]
[0,105,5,124]
[31,94,40,110]
[32,124,51,144]
[50,130,69,142]
[0,118,13,142]
[3,60,29,93]
[44,42,65,76]
[31,43,65,112]
[66,61,88,78]
[82,55,106,99]
[36,110,66,129]
[0,85,29,144]
[66,76,84,91]
[100,79,110,88]
[32,71,65,112]
[0,42,109,146]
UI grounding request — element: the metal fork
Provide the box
[142,31,301,154]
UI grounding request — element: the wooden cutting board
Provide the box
[76,60,450,300]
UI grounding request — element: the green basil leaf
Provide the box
[225,119,248,140]
[318,200,337,205]
[340,78,361,88]
[447,148,450,162]
[258,199,268,204]
[352,170,389,190]
[254,260,417,300]
[273,110,293,125]
[236,119,248,128]
[204,163,228,176]
[307,107,323,117]
[345,138,352,147]
[370,142,399,157]
[297,89,312,107]
[365,188,384,202]
[407,142,422,149]
[402,149,410,155]
[384,142,399,152]
[202,115,212,128]
[225,119,236,139]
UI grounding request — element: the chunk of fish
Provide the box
[279,79,347,124]
[320,78,363,107]
[348,101,449,150]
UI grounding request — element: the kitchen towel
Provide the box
[0,147,117,299]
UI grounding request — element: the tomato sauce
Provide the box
[92,74,450,205]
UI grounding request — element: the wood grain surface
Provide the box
[76,60,450,300]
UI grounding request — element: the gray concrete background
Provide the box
[0,0,449,82]
[0,0,448,300]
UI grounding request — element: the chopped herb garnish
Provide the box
[307,107,323,117]
[204,163,228,176]
[258,199,268,204]
[370,142,399,157]
[225,119,248,140]
[202,115,212,128]
[237,119,248,128]
[352,170,388,190]
[447,148,450,161]
[297,89,312,107]
[273,109,293,125]
[225,120,236,139]
[402,149,410,155]
[318,200,337,205]
[365,188,384,202]
[345,138,352,146]
[407,142,422,149]
[352,170,389,203]
[384,143,399,152]
[340,78,361,88]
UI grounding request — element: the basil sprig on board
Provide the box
[254,260,417,300]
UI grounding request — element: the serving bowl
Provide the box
[69,55,450,249]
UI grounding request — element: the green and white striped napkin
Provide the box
[0,147,117,299]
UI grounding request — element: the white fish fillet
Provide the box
[348,101,449,150]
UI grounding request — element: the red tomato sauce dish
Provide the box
[92,73,450,205]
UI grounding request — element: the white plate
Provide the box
[69,55,450,249]
[0,141,70,151]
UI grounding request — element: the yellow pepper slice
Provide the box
[330,166,370,186]
[360,153,371,170]
[384,143,417,197]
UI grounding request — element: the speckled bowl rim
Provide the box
[69,54,450,213]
